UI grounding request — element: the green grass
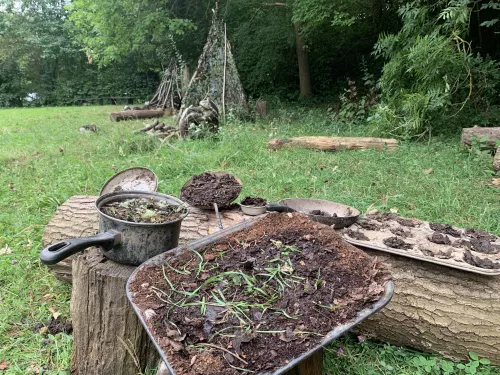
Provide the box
[0,105,499,374]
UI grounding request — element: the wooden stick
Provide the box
[267,136,399,152]
[222,23,227,122]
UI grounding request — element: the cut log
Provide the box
[268,136,399,152]
[461,126,500,151]
[494,147,500,172]
[42,196,250,282]
[256,100,268,118]
[110,109,165,122]
[70,250,158,375]
[355,249,500,365]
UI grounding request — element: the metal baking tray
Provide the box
[127,219,394,375]
[341,216,500,276]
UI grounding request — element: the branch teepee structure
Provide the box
[180,9,248,120]
[149,60,182,110]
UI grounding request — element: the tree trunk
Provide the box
[283,349,323,375]
[494,147,500,171]
[461,126,500,151]
[256,100,269,118]
[42,196,250,283]
[110,109,165,122]
[267,136,399,152]
[355,249,500,365]
[70,250,158,375]
[294,22,312,98]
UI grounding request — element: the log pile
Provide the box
[268,136,399,152]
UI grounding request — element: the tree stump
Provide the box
[461,126,500,151]
[283,349,323,375]
[42,196,250,282]
[494,147,500,172]
[70,250,158,375]
[256,100,268,118]
[355,249,500,365]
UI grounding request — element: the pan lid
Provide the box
[100,167,158,196]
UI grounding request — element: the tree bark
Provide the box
[256,100,269,118]
[294,22,312,98]
[42,196,250,282]
[268,136,399,152]
[355,249,500,365]
[461,126,500,151]
[110,109,165,122]
[494,147,500,171]
[70,251,158,375]
[283,349,323,375]
[182,64,191,95]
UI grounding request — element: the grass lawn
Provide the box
[0,105,499,374]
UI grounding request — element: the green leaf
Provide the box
[479,358,491,365]
[469,352,479,361]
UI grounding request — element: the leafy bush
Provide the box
[370,1,500,139]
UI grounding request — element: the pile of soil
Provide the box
[240,197,267,206]
[129,213,391,375]
[343,214,500,272]
[35,317,73,335]
[100,198,186,223]
[181,172,242,208]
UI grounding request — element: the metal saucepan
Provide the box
[40,191,188,266]
[266,198,360,229]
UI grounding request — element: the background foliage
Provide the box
[0,0,499,136]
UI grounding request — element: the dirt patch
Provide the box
[240,197,267,206]
[366,213,421,227]
[129,213,390,375]
[383,237,413,250]
[181,172,242,208]
[429,223,461,238]
[35,317,73,335]
[100,198,186,223]
[345,229,369,241]
[309,210,337,217]
[356,219,383,231]
[465,229,497,242]
[428,232,451,245]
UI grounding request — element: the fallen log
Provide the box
[461,126,500,151]
[494,147,500,172]
[110,109,165,122]
[267,136,399,152]
[356,249,500,365]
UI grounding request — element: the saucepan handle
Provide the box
[265,204,296,213]
[40,230,122,265]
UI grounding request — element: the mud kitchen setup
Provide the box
[40,168,500,375]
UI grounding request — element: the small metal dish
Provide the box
[240,203,267,216]
[100,167,158,196]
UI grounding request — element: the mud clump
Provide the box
[181,172,242,208]
[429,223,461,238]
[428,232,451,245]
[390,227,412,238]
[383,236,413,250]
[309,210,337,217]
[345,229,369,241]
[463,250,500,269]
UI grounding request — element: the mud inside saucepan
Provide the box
[100,198,186,223]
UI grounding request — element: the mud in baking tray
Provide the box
[341,213,500,276]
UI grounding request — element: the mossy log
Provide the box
[110,109,165,122]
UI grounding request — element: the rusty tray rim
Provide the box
[343,237,500,276]
[126,217,395,375]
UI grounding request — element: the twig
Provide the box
[222,23,227,122]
